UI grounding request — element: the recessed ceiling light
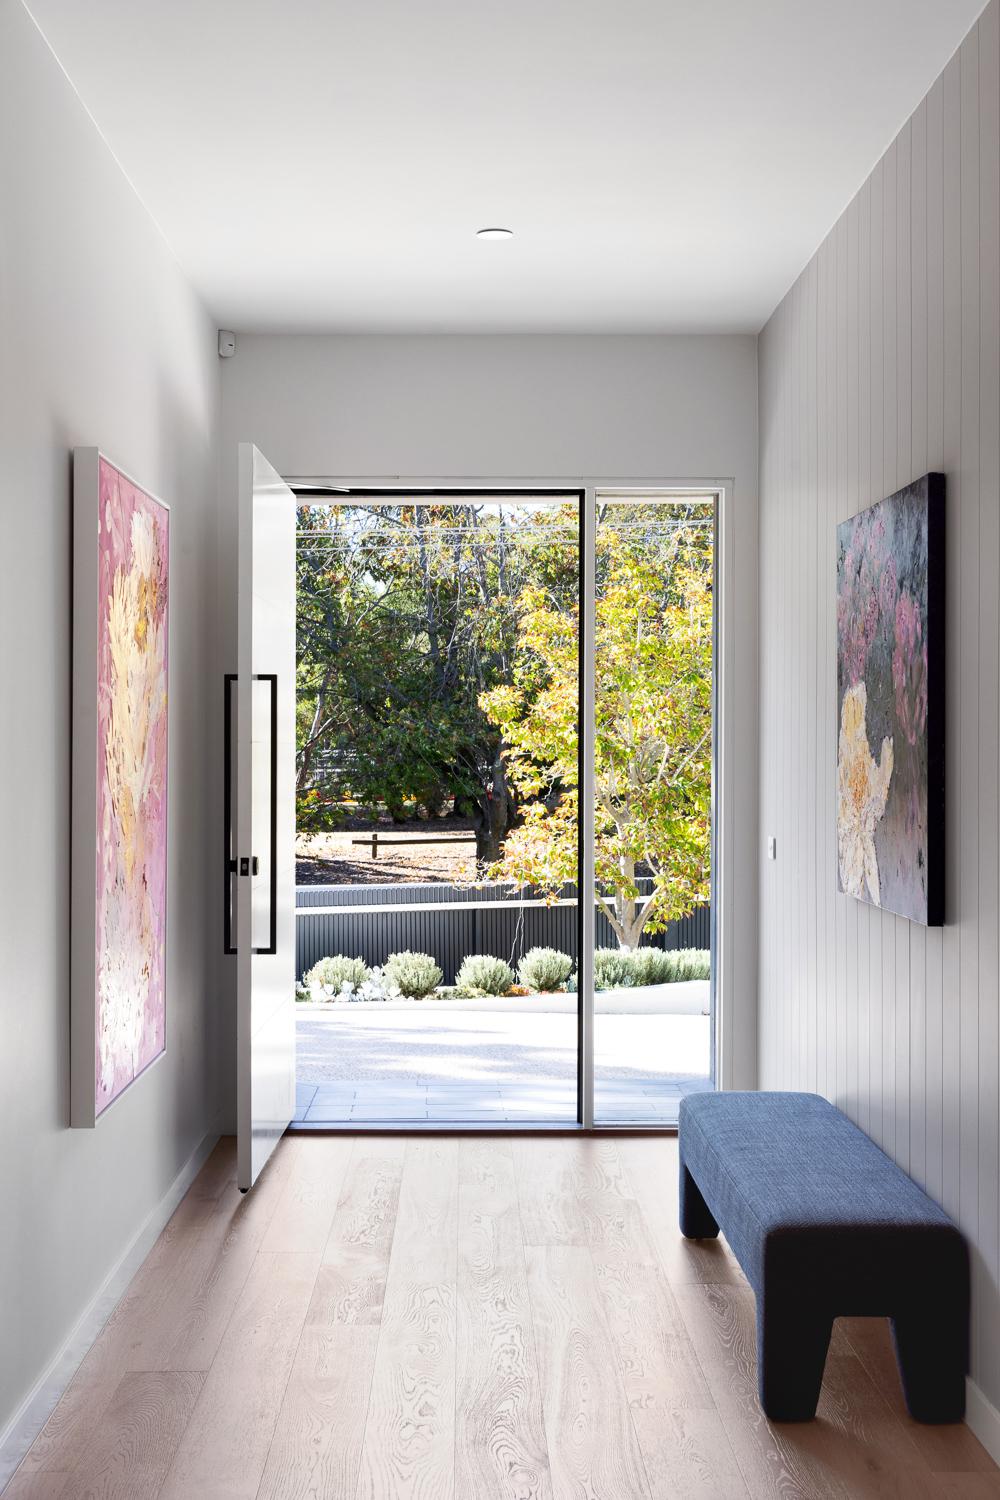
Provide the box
[476,226,513,240]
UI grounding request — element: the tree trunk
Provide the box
[598,884,651,950]
[469,754,517,865]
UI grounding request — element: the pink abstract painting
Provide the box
[95,457,169,1115]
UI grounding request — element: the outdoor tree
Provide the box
[295,501,578,862]
[482,508,713,948]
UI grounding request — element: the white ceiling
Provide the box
[26,0,985,334]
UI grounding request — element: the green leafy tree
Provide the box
[482,508,713,948]
[295,502,577,861]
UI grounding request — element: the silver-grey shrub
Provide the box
[593,948,636,989]
[590,946,712,988]
[518,946,573,992]
[454,954,516,997]
[383,950,444,998]
[631,947,710,984]
[667,947,711,981]
[304,954,371,992]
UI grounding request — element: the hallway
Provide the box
[4,1134,995,1499]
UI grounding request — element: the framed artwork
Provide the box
[836,473,944,925]
[72,450,170,1125]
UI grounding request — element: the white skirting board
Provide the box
[0,1127,222,1492]
[966,1377,1000,1469]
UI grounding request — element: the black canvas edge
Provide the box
[925,471,946,927]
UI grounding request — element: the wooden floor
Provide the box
[5,1135,999,1500]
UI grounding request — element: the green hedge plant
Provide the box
[383,950,443,998]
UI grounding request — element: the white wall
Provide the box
[758,0,1000,1424]
[220,332,760,1109]
[0,0,221,1449]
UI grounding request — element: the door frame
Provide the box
[287,474,735,1122]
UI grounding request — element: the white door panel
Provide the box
[234,443,296,1192]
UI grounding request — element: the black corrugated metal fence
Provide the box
[296,880,710,983]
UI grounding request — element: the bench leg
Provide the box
[679,1162,719,1239]
[891,1309,967,1423]
[756,1299,832,1422]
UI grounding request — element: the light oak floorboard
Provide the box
[156,1250,319,1500]
[255,1140,405,1500]
[13,1177,228,1475]
[591,1247,748,1498]
[934,1478,1000,1497]
[525,1244,652,1500]
[315,1137,405,1324]
[841,1316,998,1473]
[355,1139,459,1500]
[186,1137,238,1200]
[456,1140,552,1500]
[51,1371,202,1500]
[0,1473,72,1500]
[160,1145,297,1373]
[4,1135,997,1500]
[255,1325,378,1500]
[617,1136,746,1285]
[674,1280,944,1499]
[260,1135,353,1255]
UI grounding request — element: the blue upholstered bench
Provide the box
[678,1091,969,1423]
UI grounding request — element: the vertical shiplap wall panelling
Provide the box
[833,216,844,1103]
[758,0,1000,1419]
[831,222,841,1101]
[757,323,770,1074]
[868,154,887,1148]
[827,229,839,1105]
[786,285,796,1090]
[846,196,861,1119]
[941,47,963,1222]
[803,267,809,1092]
[778,293,790,1088]
[816,247,826,1100]
[806,260,818,1098]
[759,312,777,1081]
[896,120,914,1174]
[823,233,837,1105]
[960,21,981,1252]
[925,71,946,1210]
[768,292,785,1081]
[785,282,791,1086]
[910,97,930,1190]
[838,208,853,1111]
[782,287,794,1090]
[979,0,1000,1403]
[882,133,900,1163]
[808,255,821,1100]
[857,181,873,1135]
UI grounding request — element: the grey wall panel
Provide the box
[0,0,221,1454]
[758,0,1000,1413]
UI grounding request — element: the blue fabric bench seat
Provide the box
[678,1091,969,1423]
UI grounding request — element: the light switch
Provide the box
[767,836,777,860]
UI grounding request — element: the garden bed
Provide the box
[295,978,709,1016]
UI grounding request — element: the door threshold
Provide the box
[287,1120,677,1136]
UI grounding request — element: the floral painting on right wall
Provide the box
[836,473,945,925]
